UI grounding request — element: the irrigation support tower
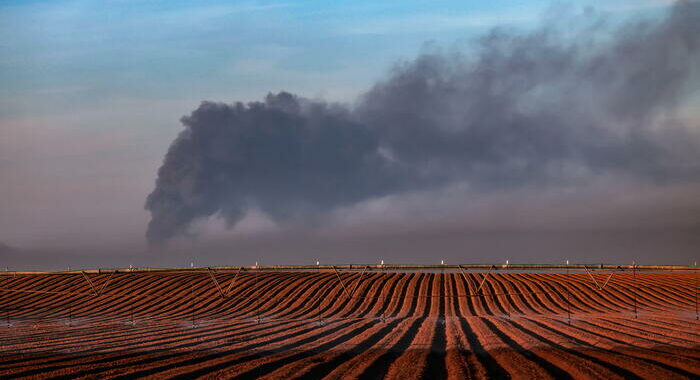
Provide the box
[633,262,638,319]
[695,261,698,321]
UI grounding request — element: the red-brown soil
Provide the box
[0,271,698,379]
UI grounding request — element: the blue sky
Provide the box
[0,0,689,263]
[1,0,539,114]
[0,0,669,114]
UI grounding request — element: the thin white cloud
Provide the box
[589,0,678,13]
[149,2,290,26]
[339,11,538,36]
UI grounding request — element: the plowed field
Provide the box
[1,271,698,379]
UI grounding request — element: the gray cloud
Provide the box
[146,1,700,245]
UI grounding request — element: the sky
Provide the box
[1,0,698,269]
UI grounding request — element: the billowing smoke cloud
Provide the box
[146,1,700,244]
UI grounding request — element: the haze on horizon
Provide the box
[1,0,699,270]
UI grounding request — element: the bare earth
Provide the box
[1,271,698,379]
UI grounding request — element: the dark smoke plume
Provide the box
[146,1,700,244]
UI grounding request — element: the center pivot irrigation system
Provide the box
[1,263,698,328]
